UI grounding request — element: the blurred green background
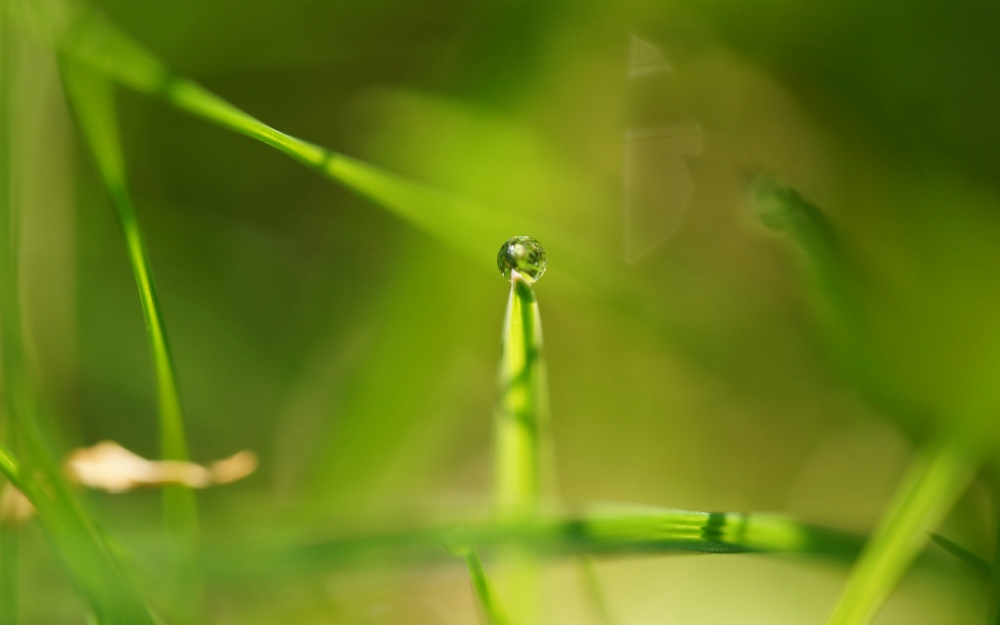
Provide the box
[10,0,1000,622]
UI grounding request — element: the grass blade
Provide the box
[60,58,200,619]
[927,533,990,580]
[578,556,615,625]
[824,435,982,625]
[991,475,1000,623]
[494,274,549,515]
[60,54,196,529]
[462,547,513,625]
[0,439,154,623]
[204,506,868,580]
[17,1,507,268]
[0,2,20,621]
[0,14,153,622]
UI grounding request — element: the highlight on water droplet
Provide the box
[497,236,547,283]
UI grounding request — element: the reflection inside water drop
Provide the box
[497,236,547,283]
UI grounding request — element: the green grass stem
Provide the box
[0,3,19,621]
[0,441,154,624]
[825,435,982,625]
[990,474,1000,624]
[14,1,508,268]
[60,58,201,620]
[494,274,548,516]
[578,556,615,625]
[61,55,196,534]
[462,548,513,625]
[204,506,868,580]
[927,533,990,580]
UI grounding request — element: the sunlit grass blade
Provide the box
[60,57,200,619]
[461,547,513,625]
[204,506,868,580]
[825,435,983,625]
[494,274,548,515]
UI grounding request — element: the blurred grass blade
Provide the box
[991,476,1000,623]
[60,58,200,618]
[825,435,983,625]
[462,548,513,625]
[494,275,549,515]
[749,177,863,330]
[0,3,19,622]
[578,556,615,625]
[0,16,153,622]
[205,507,868,580]
[0,441,154,624]
[0,510,16,625]
[18,1,507,269]
[927,533,990,579]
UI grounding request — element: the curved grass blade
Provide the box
[60,58,200,619]
[748,177,868,345]
[825,435,983,625]
[461,547,513,625]
[0,441,154,624]
[15,1,506,270]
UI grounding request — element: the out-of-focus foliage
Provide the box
[5,0,1000,623]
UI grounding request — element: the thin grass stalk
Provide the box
[0,428,154,623]
[825,434,984,625]
[463,548,513,625]
[578,557,615,625]
[990,474,1000,624]
[13,1,513,266]
[0,498,17,625]
[0,0,18,625]
[927,533,990,579]
[0,19,154,622]
[202,506,868,582]
[494,274,547,515]
[60,58,201,619]
[492,272,548,623]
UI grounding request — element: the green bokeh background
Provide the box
[11,0,1000,622]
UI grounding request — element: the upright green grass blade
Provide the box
[462,548,513,625]
[825,435,982,625]
[60,58,200,619]
[0,15,153,622]
[494,274,548,515]
[60,56,195,527]
[0,3,19,622]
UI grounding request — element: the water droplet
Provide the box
[497,236,547,283]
